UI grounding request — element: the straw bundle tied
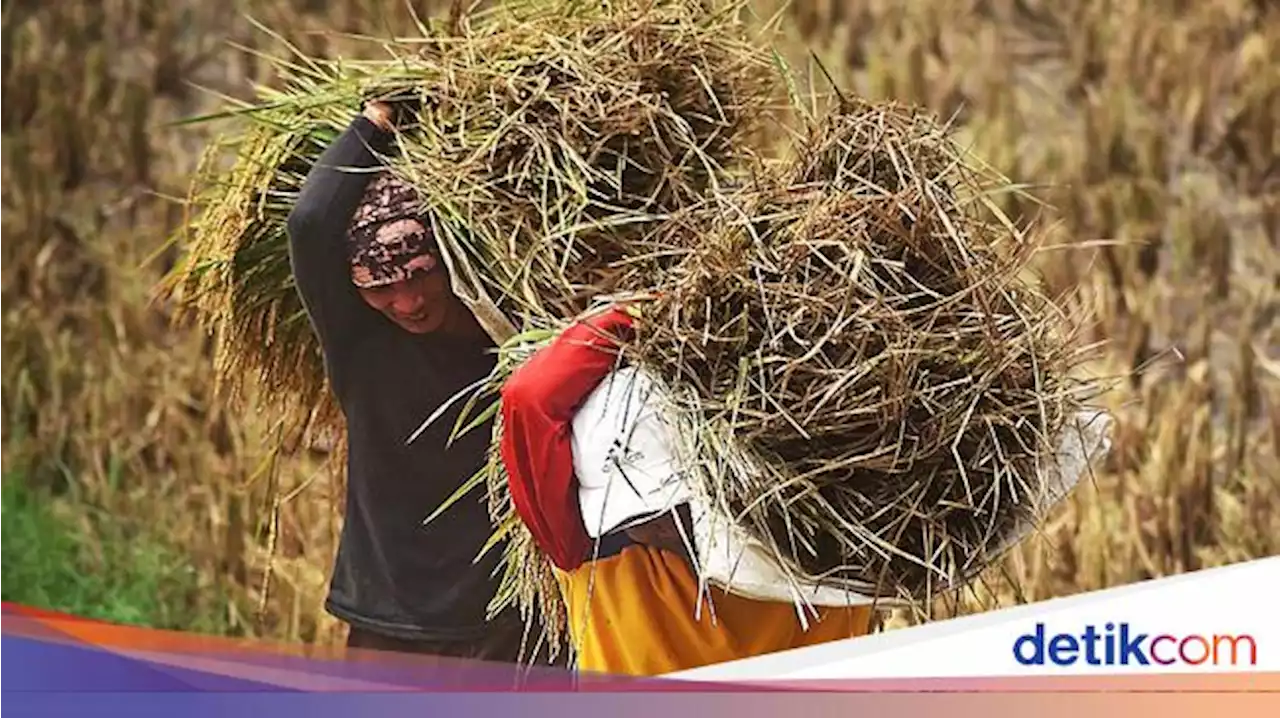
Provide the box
[440,97,1107,650]
[162,0,782,436]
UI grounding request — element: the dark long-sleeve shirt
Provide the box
[287,115,507,641]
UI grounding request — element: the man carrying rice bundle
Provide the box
[499,303,878,676]
[484,101,1115,677]
[498,299,1109,677]
[167,0,781,668]
[287,99,542,661]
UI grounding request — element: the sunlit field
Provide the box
[3,0,1275,644]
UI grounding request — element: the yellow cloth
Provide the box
[556,545,875,676]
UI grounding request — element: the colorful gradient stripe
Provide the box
[3,602,1276,717]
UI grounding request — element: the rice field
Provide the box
[2,0,1276,644]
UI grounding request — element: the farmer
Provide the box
[499,303,878,676]
[287,99,536,661]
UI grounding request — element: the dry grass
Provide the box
[2,0,1276,645]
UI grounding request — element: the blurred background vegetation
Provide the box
[3,0,1277,645]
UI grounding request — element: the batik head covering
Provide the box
[346,173,438,288]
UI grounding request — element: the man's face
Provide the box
[350,216,468,335]
[357,262,458,334]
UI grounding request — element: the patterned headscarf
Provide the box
[346,173,438,288]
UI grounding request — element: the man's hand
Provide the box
[362,101,395,133]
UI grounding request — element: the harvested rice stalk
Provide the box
[160,0,783,437]
[170,121,341,431]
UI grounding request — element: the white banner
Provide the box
[667,558,1280,680]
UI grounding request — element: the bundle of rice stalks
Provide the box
[449,96,1105,647]
[633,100,1097,596]
[174,124,339,431]
[162,0,783,434]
